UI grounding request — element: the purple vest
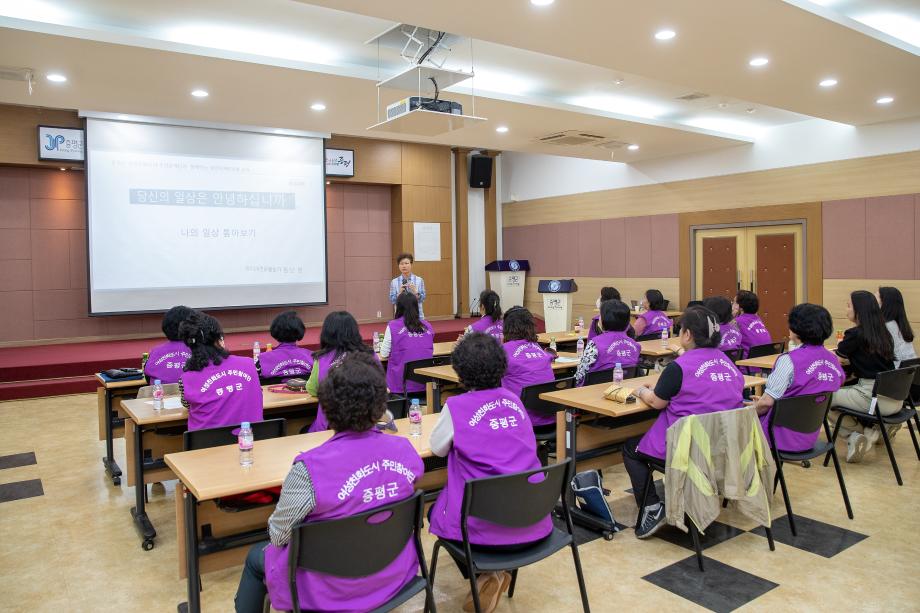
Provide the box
[144,340,191,384]
[719,322,742,352]
[264,430,424,612]
[429,388,552,545]
[587,315,601,340]
[386,318,434,394]
[308,351,381,433]
[470,315,504,342]
[761,345,843,452]
[736,313,772,356]
[638,348,744,458]
[257,343,313,379]
[501,339,556,426]
[639,310,672,336]
[180,354,264,431]
[590,331,641,373]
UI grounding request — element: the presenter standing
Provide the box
[389,252,426,318]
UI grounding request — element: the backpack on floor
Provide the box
[571,470,619,530]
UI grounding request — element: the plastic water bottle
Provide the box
[152,379,164,411]
[239,422,254,468]
[661,328,669,348]
[575,317,583,334]
[576,336,585,358]
[549,337,557,352]
[373,332,381,353]
[252,341,261,363]
[408,399,422,438]
[613,363,624,384]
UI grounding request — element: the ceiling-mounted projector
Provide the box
[387,96,463,121]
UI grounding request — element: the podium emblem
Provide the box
[548,280,561,292]
[509,259,520,271]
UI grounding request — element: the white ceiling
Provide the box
[1,0,918,163]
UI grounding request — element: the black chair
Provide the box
[825,366,920,485]
[747,341,787,360]
[766,393,853,535]
[899,357,920,404]
[287,490,435,613]
[583,365,639,386]
[428,459,589,613]
[183,418,287,451]
[635,333,663,342]
[386,396,408,420]
[520,378,575,465]
[723,348,743,364]
[400,355,453,413]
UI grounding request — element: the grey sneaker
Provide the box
[846,432,868,463]
[635,504,666,539]
[886,424,901,440]
[865,426,881,448]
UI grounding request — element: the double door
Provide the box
[694,224,803,340]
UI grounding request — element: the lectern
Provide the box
[538,279,578,334]
[485,260,529,309]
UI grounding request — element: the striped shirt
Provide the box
[763,353,795,400]
[268,462,317,546]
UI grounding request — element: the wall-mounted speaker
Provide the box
[469,155,492,188]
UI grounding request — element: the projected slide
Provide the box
[86,119,326,314]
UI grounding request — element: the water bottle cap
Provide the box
[411,398,420,405]
[241,421,250,429]
[154,379,162,385]
[615,363,621,368]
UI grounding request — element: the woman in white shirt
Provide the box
[878,286,917,367]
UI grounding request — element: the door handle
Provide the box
[749,270,754,293]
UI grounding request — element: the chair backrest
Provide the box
[662,299,670,310]
[387,396,408,420]
[748,341,786,359]
[519,377,574,418]
[289,490,423,581]
[898,358,920,385]
[873,366,918,403]
[768,392,832,435]
[636,333,661,342]
[723,348,743,363]
[583,366,639,386]
[183,418,287,450]
[403,355,452,386]
[461,459,571,532]
[136,383,180,398]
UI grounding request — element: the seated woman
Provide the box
[501,307,556,426]
[233,353,424,613]
[256,310,313,381]
[633,289,672,338]
[878,286,917,367]
[429,333,552,611]
[575,299,641,386]
[623,306,744,538]
[306,311,378,432]
[144,305,193,384]
[380,292,434,397]
[462,289,504,341]
[747,303,844,452]
[179,311,263,431]
[588,286,618,340]
[733,290,772,357]
[831,290,898,462]
[703,296,742,353]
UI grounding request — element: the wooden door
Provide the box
[750,231,797,340]
[695,228,745,301]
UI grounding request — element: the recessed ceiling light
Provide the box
[613,78,624,86]
[531,0,554,5]
[59,167,66,171]
[495,126,509,133]
[116,114,130,120]
[190,89,209,98]
[819,78,838,88]
[273,129,284,134]
[749,57,769,67]
[311,102,326,111]
[46,73,67,83]
[654,29,676,41]
[876,96,894,105]
[627,144,640,151]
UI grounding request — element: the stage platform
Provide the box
[0,318,492,401]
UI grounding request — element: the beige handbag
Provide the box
[603,384,637,403]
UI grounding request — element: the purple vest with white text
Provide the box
[637,348,744,458]
[145,340,191,384]
[257,343,313,379]
[180,354,263,431]
[386,317,434,394]
[719,322,742,352]
[470,315,504,342]
[264,430,423,612]
[429,388,552,545]
[502,339,556,426]
[736,313,772,356]
[760,345,843,452]
[639,310,672,336]
[590,331,641,373]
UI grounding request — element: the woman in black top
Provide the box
[831,290,897,463]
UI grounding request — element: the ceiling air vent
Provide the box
[593,139,630,151]
[0,66,33,82]
[676,92,709,101]
[537,130,608,146]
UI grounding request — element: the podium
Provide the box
[485,260,529,309]
[538,279,578,334]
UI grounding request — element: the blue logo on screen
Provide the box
[549,280,561,292]
[44,134,66,151]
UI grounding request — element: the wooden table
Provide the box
[165,413,440,613]
[120,385,318,551]
[538,373,766,535]
[735,344,841,373]
[535,333,678,359]
[95,374,148,486]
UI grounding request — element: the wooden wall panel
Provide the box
[0,105,82,168]
[484,152,499,269]
[326,135,402,185]
[455,150,471,316]
[523,276,680,325]
[401,143,451,187]
[398,185,452,222]
[503,150,920,227]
